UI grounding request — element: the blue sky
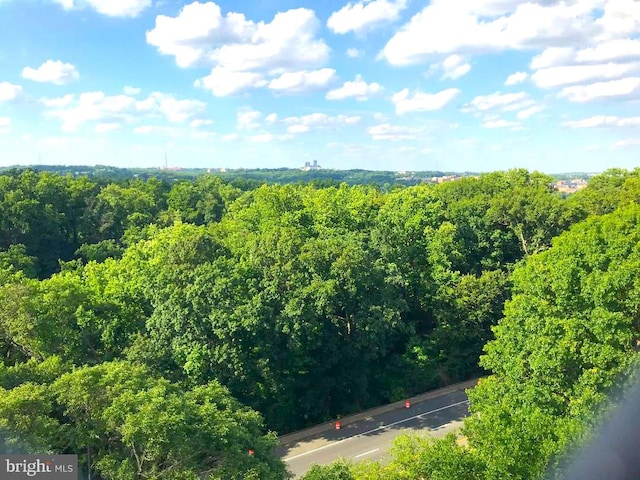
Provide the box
[0,0,639,172]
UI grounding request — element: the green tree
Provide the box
[463,204,640,479]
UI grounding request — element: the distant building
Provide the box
[555,178,588,193]
[301,160,322,171]
[429,175,461,184]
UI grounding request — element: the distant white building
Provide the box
[301,160,321,171]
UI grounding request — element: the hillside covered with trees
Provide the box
[0,167,638,479]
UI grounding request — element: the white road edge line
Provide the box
[354,448,379,459]
[283,399,469,462]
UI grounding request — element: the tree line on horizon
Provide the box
[0,167,638,479]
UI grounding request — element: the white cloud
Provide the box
[367,123,419,141]
[595,0,640,41]
[530,47,576,69]
[381,1,601,66]
[23,60,79,85]
[265,113,278,123]
[463,91,531,112]
[326,74,383,101]
[44,90,205,131]
[532,62,640,88]
[268,68,336,94]
[441,55,471,80]
[346,48,362,58]
[0,82,22,102]
[283,113,361,132]
[124,86,141,95]
[575,39,640,64]
[190,119,214,128]
[147,92,206,122]
[195,67,266,97]
[287,124,310,134]
[328,0,407,35]
[559,77,640,102]
[148,3,329,96]
[517,105,544,120]
[392,88,460,114]
[564,115,640,128]
[505,71,529,86]
[53,0,151,17]
[237,110,262,130]
[613,138,640,148]
[95,123,120,133]
[41,94,75,108]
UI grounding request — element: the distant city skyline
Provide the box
[0,1,639,172]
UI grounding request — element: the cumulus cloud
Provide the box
[237,110,262,130]
[463,91,532,112]
[44,90,205,131]
[326,75,383,101]
[440,55,472,80]
[283,113,361,133]
[287,124,310,134]
[53,0,151,17]
[381,0,601,66]
[0,82,22,102]
[613,139,640,148]
[41,94,75,108]
[532,62,640,88]
[346,48,362,58]
[268,68,336,94]
[392,88,460,114]
[559,77,640,102]
[328,0,408,34]
[564,115,640,128]
[147,3,330,96]
[517,105,544,120]
[195,68,266,97]
[575,39,640,64]
[530,47,576,69]
[23,60,79,85]
[124,86,141,95]
[505,71,528,86]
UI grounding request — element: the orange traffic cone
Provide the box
[335,421,341,430]
[405,400,411,409]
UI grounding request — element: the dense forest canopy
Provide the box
[0,167,639,479]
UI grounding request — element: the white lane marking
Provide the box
[354,448,379,459]
[283,399,469,462]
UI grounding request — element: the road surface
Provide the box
[276,389,469,478]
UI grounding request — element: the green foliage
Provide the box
[0,361,288,480]
[302,460,356,480]
[463,204,640,479]
[3,166,627,479]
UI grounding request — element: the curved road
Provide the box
[276,389,469,478]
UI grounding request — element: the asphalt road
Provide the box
[276,389,469,478]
